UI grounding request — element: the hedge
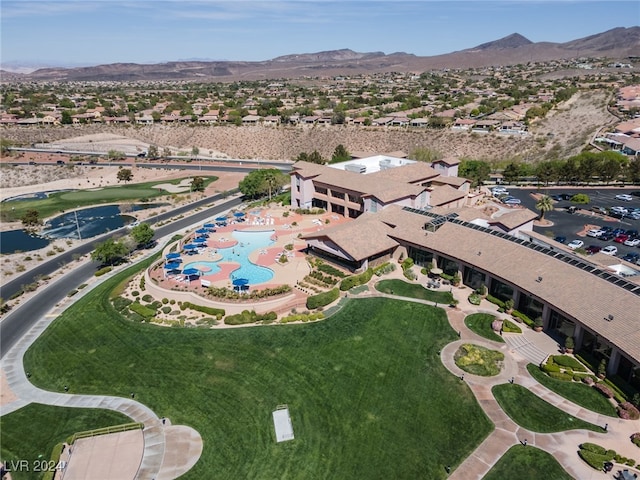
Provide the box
[502,319,521,333]
[512,310,534,327]
[180,302,225,318]
[317,263,346,278]
[95,266,113,277]
[306,288,339,309]
[339,268,373,291]
[580,443,607,455]
[578,449,610,471]
[486,294,505,309]
[224,310,277,325]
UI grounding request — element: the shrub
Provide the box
[373,262,396,276]
[403,268,417,281]
[339,268,373,291]
[582,376,595,386]
[306,288,339,309]
[78,283,88,290]
[112,297,132,312]
[95,266,113,277]
[542,362,561,374]
[162,298,169,304]
[317,263,346,277]
[224,310,277,325]
[142,294,154,303]
[504,298,515,311]
[631,432,640,447]
[181,302,225,318]
[476,284,487,296]
[593,382,614,399]
[67,289,78,297]
[548,371,573,381]
[512,310,534,327]
[161,306,172,314]
[578,449,608,471]
[618,402,640,420]
[132,291,140,297]
[468,293,482,305]
[571,193,590,204]
[580,443,607,455]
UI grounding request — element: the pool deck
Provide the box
[148,207,351,314]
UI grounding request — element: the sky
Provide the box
[1,0,638,67]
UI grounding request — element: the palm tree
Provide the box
[536,195,553,221]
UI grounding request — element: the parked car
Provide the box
[599,232,615,241]
[554,236,566,244]
[491,186,508,195]
[502,197,521,205]
[614,234,629,244]
[610,206,629,215]
[567,240,584,250]
[585,245,602,255]
[631,212,640,221]
[615,194,633,201]
[623,252,640,263]
[624,238,640,247]
[630,191,640,197]
[591,206,608,215]
[586,229,603,238]
[601,245,618,256]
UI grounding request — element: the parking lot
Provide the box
[497,187,640,262]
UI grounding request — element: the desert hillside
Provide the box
[1,91,615,163]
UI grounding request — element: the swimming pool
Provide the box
[183,229,275,284]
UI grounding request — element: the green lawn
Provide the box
[464,313,504,343]
[0,403,130,480]
[21,265,492,480]
[492,384,606,433]
[375,279,454,304]
[0,176,218,222]
[483,445,574,480]
[526,364,618,417]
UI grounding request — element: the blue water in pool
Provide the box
[183,229,275,284]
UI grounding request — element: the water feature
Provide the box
[183,229,275,284]
[0,203,167,254]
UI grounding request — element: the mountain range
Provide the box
[2,27,638,82]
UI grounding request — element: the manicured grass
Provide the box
[455,344,504,376]
[23,265,492,480]
[483,445,574,480]
[375,279,454,304]
[0,176,217,221]
[526,364,618,417]
[0,403,130,480]
[492,383,606,433]
[464,313,504,343]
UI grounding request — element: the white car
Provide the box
[610,206,629,215]
[586,229,603,238]
[624,238,640,247]
[491,186,508,194]
[601,245,618,256]
[615,194,633,202]
[567,240,584,250]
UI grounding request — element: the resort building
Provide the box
[290,155,469,218]
[301,203,640,384]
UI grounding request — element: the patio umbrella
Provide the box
[215,216,227,222]
[196,228,209,234]
[430,267,443,275]
[182,268,200,276]
[165,252,181,260]
[192,237,207,244]
[183,244,197,250]
[164,262,181,270]
[232,278,249,286]
[233,212,245,218]
[203,223,215,228]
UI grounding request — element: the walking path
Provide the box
[350,274,638,479]
[0,236,204,480]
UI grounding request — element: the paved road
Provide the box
[0,194,243,358]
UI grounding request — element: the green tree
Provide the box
[21,209,41,228]
[91,238,128,266]
[308,150,324,165]
[117,168,133,183]
[147,145,159,159]
[330,144,350,164]
[191,146,200,158]
[130,223,155,247]
[458,159,491,188]
[534,161,560,186]
[501,162,522,184]
[535,195,553,221]
[191,176,205,192]
[107,149,125,161]
[239,169,288,199]
[61,111,73,125]
[162,147,173,158]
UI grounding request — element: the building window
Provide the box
[331,190,345,200]
[489,279,514,303]
[407,246,433,267]
[315,186,327,195]
[517,294,543,321]
[463,267,486,290]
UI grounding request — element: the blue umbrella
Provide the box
[215,216,227,222]
[183,244,197,250]
[196,228,209,234]
[232,278,249,286]
[182,268,200,276]
[203,223,215,228]
[164,262,181,270]
[192,238,207,244]
[233,212,245,218]
[165,252,181,260]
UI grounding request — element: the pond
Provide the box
[0,203,167,254]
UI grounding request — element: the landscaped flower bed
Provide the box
[454,343,504,376]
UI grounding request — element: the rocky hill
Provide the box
[3,27,638,82]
